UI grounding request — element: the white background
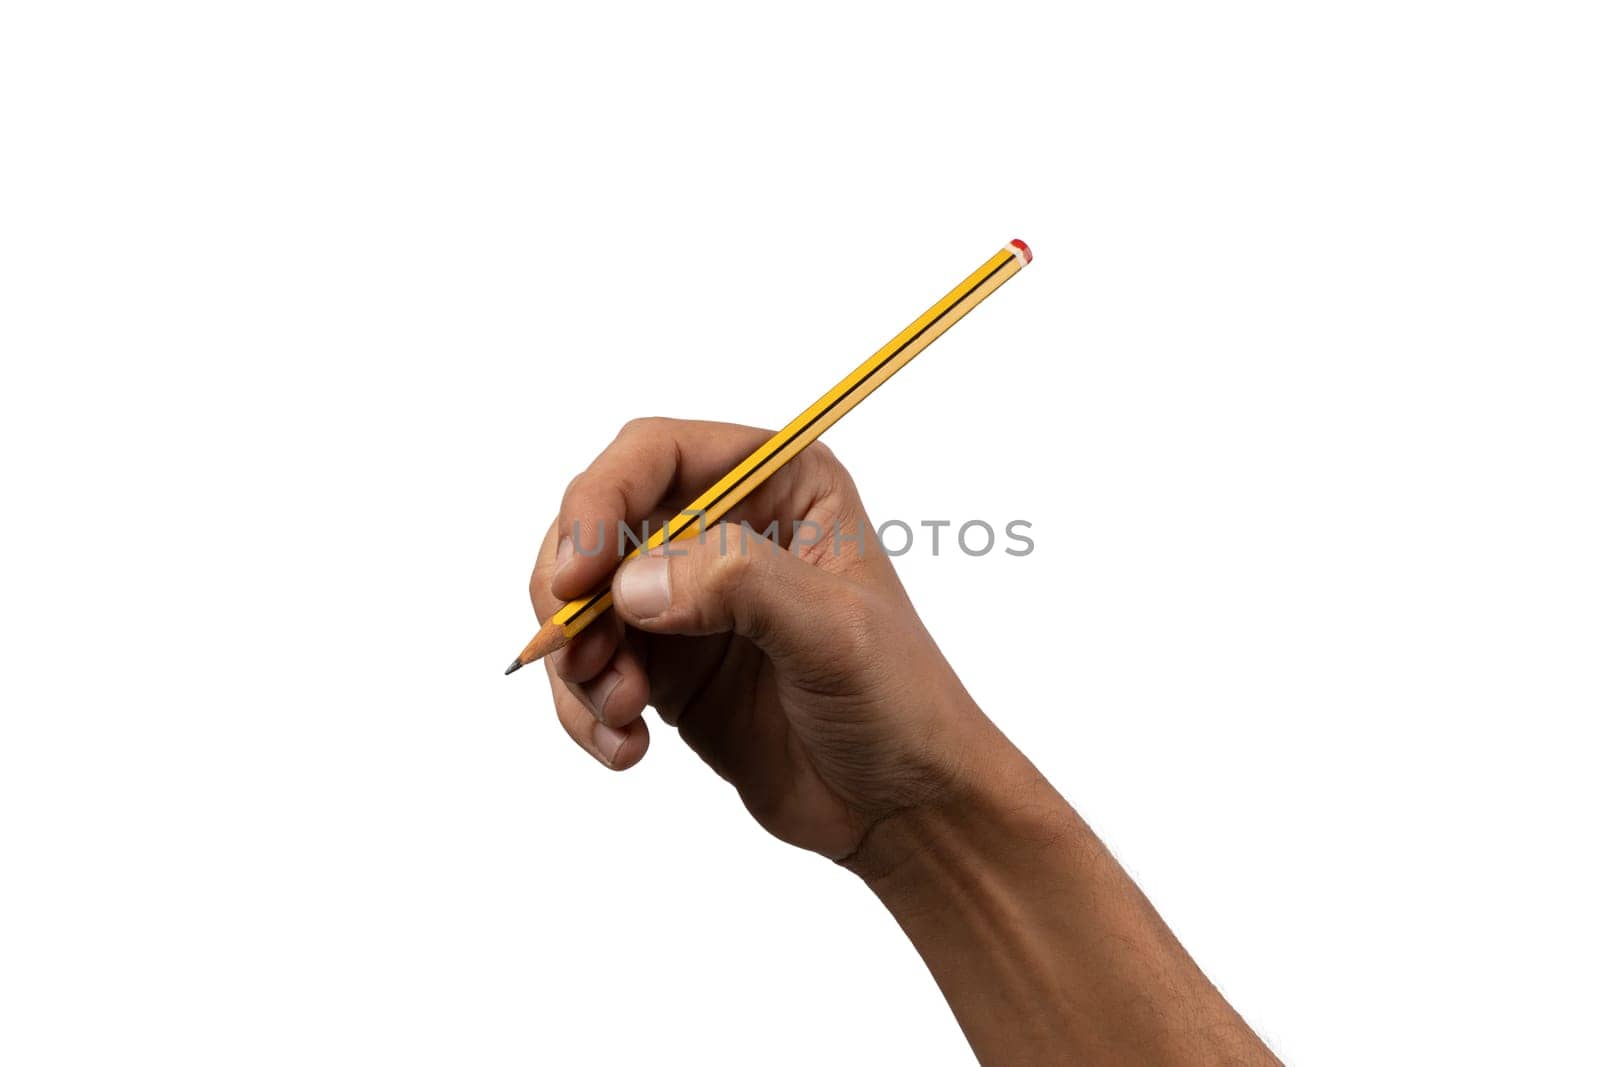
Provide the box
[2,2,1596,1063]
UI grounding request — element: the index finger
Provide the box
[548,417,838,602]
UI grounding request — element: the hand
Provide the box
[526,417,1279,1064]
[528,417,1004,861]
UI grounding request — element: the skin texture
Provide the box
[530,418,1280,1065]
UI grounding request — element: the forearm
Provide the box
[846,724,1278,1065]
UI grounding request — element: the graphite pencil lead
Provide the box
[504,657,525,676]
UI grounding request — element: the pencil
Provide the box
[506,238,1033,675]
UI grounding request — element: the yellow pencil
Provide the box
[506,238,1033,674]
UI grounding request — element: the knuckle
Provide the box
[559,472,629,533]
[703,536,755,600]
[802,441,858,497]
[558,470,591,515]
[618,415,668,439]
[808,439,853,479]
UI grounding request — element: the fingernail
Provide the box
[552,536,575,581]
[583,668,623,725]
[593,722,626,765]
[616,556,671,619]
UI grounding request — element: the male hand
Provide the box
[529,417,1003,862]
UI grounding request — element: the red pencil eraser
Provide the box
[1009,238,1033,264]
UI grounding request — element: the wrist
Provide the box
[840,715,1083,895]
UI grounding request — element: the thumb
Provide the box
[610,522,847,654]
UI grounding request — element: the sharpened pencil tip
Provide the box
[504,657,525,676]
